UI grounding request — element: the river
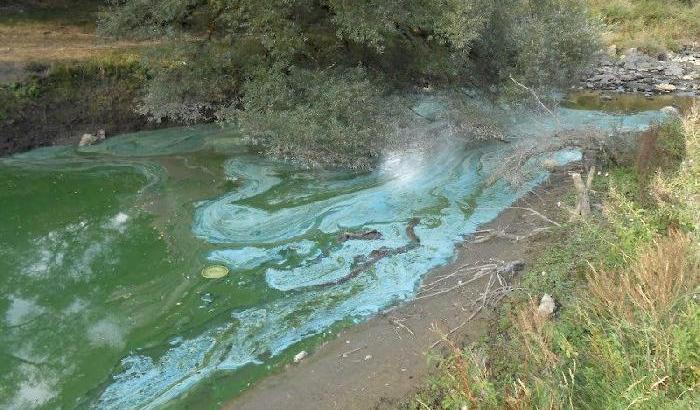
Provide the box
[0,95,673,409]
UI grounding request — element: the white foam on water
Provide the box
[4,295,44,327]
[20,214,131,282]
[9,380,57,409]
[87,318,126,349]
[106,212,130,233]
[3,362,59,410]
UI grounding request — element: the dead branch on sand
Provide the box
[425,259,525,348]
[389,316,415,339]
[469,227,551,244]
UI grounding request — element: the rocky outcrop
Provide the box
[580,47,699,96]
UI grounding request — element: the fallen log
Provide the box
[304,218,422,290]
[337,229,382,242]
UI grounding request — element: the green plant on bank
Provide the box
[408,107,700,409]
[588,0,700,52]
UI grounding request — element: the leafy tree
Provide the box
[100,0,598,168]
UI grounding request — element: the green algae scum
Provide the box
[0,99,670,409]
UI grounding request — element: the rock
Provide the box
[293,350,308,363]
[664,64,683,77]
[538,294,556,317]
[78,129,106,146]
[79,133,98,146]
[606,44,617,57]
[581,48,700,95]
[623,47,638,57]
[660,106,680,117]
[655,83,677,92]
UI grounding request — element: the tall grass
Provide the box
[408,106,699,409]
[587,0,700,51]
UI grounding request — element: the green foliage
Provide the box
[511,0,600,90]
[230,66,401,169]
[99,0,599,168]
[0,0,100,27]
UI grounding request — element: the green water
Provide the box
[0,128,263,408]
[0,98,672,409]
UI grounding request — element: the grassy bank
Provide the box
[408,106,699,409]
[588,0,700,51]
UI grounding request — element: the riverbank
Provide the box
[226,166,577,409]
[405,106,699,408]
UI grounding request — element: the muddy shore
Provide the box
[225,169,575,410]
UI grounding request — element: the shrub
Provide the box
[99,0,600,168]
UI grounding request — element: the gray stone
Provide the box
[655,83,677,92]
[661,106,680,117]
[664,64,684,77]
[538,294,556,317]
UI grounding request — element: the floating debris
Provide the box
[200,265,229,279]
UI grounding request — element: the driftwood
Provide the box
[469,227,551,244]
[389,316,415,339]
[337,229,383,242]
[570,166,596,219]
[427,259,525,348]
[304,219,421,290]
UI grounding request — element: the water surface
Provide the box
[0,100,670,409]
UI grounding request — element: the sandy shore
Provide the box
[224,168,574,410]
